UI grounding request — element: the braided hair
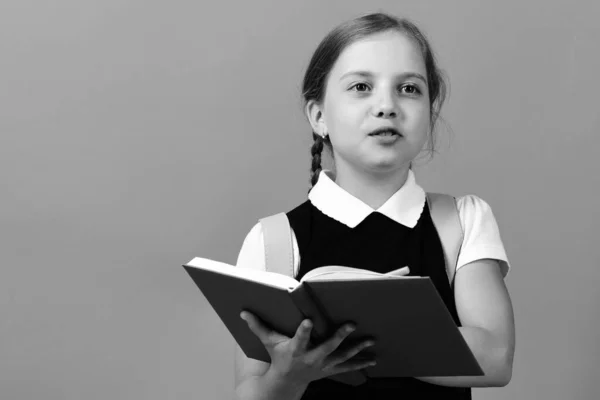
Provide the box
[309,132,326,193]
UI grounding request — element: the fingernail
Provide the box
[303,320,312,328]
[240,312,247,320]
[346,324,356,332]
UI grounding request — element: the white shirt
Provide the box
[236,169,510,278]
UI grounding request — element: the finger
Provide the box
[327,339,375,367]
[325,359,377,377]
[311,323,355,359]
[291,319,313,351]
[240,311,273,343]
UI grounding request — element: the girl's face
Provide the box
[320,30,431,175]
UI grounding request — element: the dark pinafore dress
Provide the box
[286,200,472,400]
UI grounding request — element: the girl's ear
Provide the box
[305,99,327,136]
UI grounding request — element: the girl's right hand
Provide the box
[240,311,376,387]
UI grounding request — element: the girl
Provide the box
[233,12,515,400]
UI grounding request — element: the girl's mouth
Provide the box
[371,131,397,137]
[369,132,402,144]
[368,127,402,137]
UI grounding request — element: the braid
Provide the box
[309,132,324,193]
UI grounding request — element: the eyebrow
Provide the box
[339,70,428,84]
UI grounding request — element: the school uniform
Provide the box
[236,169,510,399]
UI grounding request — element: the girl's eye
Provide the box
[400,85,421,95]
[350,83,370,92]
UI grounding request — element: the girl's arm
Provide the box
[415,258,515,388]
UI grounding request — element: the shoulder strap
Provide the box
[258,212,295,278]
[426,193,464,286]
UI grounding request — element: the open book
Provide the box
[183,257,483,385]
[190,257,414,289]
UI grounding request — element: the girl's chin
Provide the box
[363,157,406,173]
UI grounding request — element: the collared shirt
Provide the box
[236,169,510,278]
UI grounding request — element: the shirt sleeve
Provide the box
[456,194,511,278]
[235,221,301,276]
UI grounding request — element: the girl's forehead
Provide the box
[331,31,426,78]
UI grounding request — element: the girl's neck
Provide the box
[333,164,411,210]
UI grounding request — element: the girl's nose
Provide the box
[375,107,397,118]
[372,92,398,118]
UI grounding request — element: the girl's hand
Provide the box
[240,311,375,386]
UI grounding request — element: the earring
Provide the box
[321,131,328,139]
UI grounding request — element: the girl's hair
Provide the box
[302,12,448,192]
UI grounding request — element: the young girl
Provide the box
[233,12,515,400]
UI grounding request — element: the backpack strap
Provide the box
[259,212,295,277]
[426,192,464,286]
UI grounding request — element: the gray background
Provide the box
[2,1,599,399]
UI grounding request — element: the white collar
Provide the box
[307,169,426,228]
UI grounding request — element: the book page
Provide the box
[185,257,301,291]
[300,265,412,283]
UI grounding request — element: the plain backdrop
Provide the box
[1,1,599,399]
